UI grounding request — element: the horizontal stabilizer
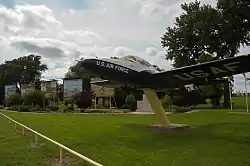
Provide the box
[153,54,250,87]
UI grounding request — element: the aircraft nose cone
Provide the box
[81,58,98,73]
[81,59,96,67]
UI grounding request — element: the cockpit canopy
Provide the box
[119,55,152,67]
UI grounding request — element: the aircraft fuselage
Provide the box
[82,58,157,89]
[82,54,250,91]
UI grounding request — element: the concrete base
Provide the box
[151,123,189,131]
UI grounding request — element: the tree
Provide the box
[65,60,94,90]
[73,90,92,111]
[161,1,222,68]
[114,88,126,108]
[2,54,48,93]
[23,90,47,108]
[171,86,204,107]
[0,64,5,104]
[217,0,250,47]
[161,95,173,108]
[0,54,47,104]
[124,93,137,111]
[161,0,249,67]
[161,0,250,107]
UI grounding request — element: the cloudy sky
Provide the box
[0,0,249,92]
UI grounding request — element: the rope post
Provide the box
[35,134,38,145]
[14,123,17,130]
[59,147,63,164]
[22,127,25,135]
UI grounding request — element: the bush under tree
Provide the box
[123,93,137,111]
[23,90,47,108]
[5,93,22,106]
[73,90,92,112]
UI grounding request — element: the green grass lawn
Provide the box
[1,110,250,166]
[195,96,250,110]
[0,114,67,166]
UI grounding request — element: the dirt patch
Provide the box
[150,123,190,131]
[122,123,191,132]
[28,142,46,149]
[51,156,84,166]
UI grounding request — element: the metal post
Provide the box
[59,147,63,164]
[14,123,16,130]
[228,80,233,111]
[35,134,38,145]
[22,127,25,135]
[95,97,96,109]
[244,75,249,112]
[109,97,111,109]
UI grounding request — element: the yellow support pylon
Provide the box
[142,88,170,126]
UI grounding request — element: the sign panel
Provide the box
[4,85,16,98]
[21,83,35,96]
[91,84,115,97]
[41,81,57,96]
[63,79,82,99]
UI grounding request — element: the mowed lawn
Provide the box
[1,110,250,166]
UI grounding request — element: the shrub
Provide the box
[174,107,192,113]
[161,95,173,108]
[73,90,92,110]
[9,105,32,112]
[23,91,47,107]
[47,105,59,111]
[123,94,137,111]
[5,93,23,106]
[29,105,41,112]
[84,109,111,113]
[19,105,32,112]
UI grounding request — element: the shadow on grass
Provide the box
[119,121,250,150]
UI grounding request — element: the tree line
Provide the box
[0,0,249,110]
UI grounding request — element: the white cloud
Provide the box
[0,0,248,91]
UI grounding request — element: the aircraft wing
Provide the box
[153,54,250,88]
[90,80,121,88]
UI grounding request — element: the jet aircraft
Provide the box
[81,54,250,127]
[82,54,250,90]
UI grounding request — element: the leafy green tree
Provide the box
[161,0,249,67]
[23,90,47,108]
[172,87,204,107]
[65,59,94,90]
[161,0,250,107]
[0,64,5,104]
[217,0,250,48]
[5,93,22,107]
[2,54,48,93]
[0,55,47,104]
[161,95,173,108]
[161,1,222,68]
[124,93,137,111]
[114,88,126,108]
[73,90,92,111]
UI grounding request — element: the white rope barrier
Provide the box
[0,112,103,166]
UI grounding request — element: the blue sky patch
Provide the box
[16,0,89,10]
[0,0,15,8]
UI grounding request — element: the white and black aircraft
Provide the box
[81,54,250,91]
